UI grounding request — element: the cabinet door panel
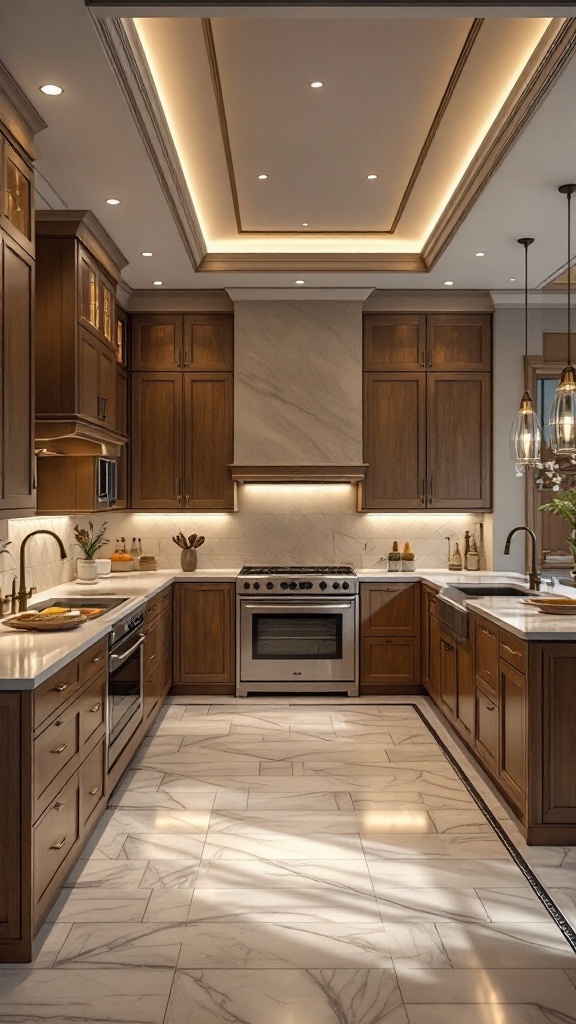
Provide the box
[475,688,498,771]
[455,636,475,742]
[475,617,499,698]
[98,344,117,431]
[78,330,100,422]
[183,372,234,509]
[361,583,419,636]
[131,315,183,371]
[428,614,441,698]
[174,584,234,685]
[0,694,21,939]
[439,634,456,716]
[183,315,233,370]
[131,373,183,508]
[499,661,526,809]
[116,368,128,437]
[1,238,35,512]
[427,373,491,509]
[78,251,100,335]
[362,373,426,509]
[360,637,418,686]
[363,314,426,371]
[427,314,491,371]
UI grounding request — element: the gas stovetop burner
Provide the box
[240,565,355,576]
[237,565,359,595]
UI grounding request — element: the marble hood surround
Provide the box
[231,298,366,481]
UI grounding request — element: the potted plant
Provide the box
[539,488,576,579]
[74,521,109,582]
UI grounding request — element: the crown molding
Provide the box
[127,288,233,311]
[36,210,129,281]
[226,288,373,301]
[0,60,46,159]
[199,252,426,273]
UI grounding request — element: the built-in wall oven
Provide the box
[237,566,359,696]
[107,609,146,769]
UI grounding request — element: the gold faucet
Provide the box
[17,530,67,612]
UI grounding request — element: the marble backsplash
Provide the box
[0,486,485,598]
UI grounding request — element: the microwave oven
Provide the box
[96,457,118,507]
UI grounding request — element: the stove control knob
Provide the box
[319,581,327,590]
[253,582,260,590]
[280,581,289,590]
[332,581,340,589]
[342,581,350,590]
[289,581,298,590]
[300,581,313,590]
[243,582,251,590]
[266,581,274,590]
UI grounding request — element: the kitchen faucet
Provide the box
[17,530,67,612]
[503,526,541,592]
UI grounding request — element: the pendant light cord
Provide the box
[518,237,534,394]
[568,188,572,365]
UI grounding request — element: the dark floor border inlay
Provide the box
[169,698,576,954]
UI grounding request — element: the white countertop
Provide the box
[1,567,575,689]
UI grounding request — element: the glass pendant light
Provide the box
[549,183,576,455]
[509,236,542,475]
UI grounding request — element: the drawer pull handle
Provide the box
[89,786,99,796]
[486,703,496,712]
[50,837,67,851]
[501,643,521,658]
[55,719,64,727]
[52,683,69,693]
[480,627,495,638]
[89,703,102,713]
[53,801,65,810]
[92,655,104,664]
[50,744,67,754]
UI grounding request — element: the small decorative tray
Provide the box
[521,596,576,615]
[3,612,88,632]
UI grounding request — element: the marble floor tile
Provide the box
[110,789,217,812]
[547,888,576,926]
[0,967,174,1022]
[245,790,355,811]
[165,968,409,1024]
[436,920,576,968]
[207,810,392,836]
[47,888,150,924]
[0,923,72,969]
[360,834,508,859]
[139,860,200,889]
[54,922,184,969]
[178,922,393,969]
[143,890,194,922]
[202,833,366,860]
[476,887,554,923]
[367,858,529,892]
[427,809,494,834]
[64,861,149,889]
[104,809,211,834]
[385,923,453,969]
[396,967,576,1015]
[194,857,374,894]
[376,889,490,924]
[188,887,382,923]
[405,1006,576,1024]
[118,834,206,861]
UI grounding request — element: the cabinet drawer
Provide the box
[79,673,106,748]
[144,595,161,625]
[474,618,499,697]
[360,583,420,636]
[143,618,159,678]
[80,738,106,828]
[160,587,172,616]
[80,639,107,686]
[475,687,498,772]
[34,706,80,809]
[33,772,80,903]
[360,636,419,685]
[498,628,526,675]
[34,659,81,730]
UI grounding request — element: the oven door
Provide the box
[239,597,356,683]
[107,631,145,769]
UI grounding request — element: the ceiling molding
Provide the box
[199,251,427,273]
[86,4,576,13]
[202,18,242,233]
[364,288,494,312]
[541,262,576,292]
[89,12,207,270]
[36,210,129,281]
[423,17,576,270]
[0,59,46,159]
[226,288,374,300]
[127,288,234,310]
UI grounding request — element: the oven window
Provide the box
[109,655,141,746]
[252,613,342,660]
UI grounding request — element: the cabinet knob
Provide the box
[50,837,67,851]
[52,683,69,693]
[53,800,65,811]
[89,786,99,796]
[89,703,102,713]
[50,744,67,754]
[92,655,104,664]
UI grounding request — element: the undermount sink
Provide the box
[436,583,533,641]
[30,596,129,614]
[448,584,530,598]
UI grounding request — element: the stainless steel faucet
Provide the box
[17,530,67,612]
[503,526,541,592]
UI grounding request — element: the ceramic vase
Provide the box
[77,558,97,582]
[181,548,198,572]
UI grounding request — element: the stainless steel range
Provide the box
[236,566,359,697]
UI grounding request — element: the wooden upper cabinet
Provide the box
[78,247,115,345]
[131,315,183,371]
[183,372,234,509]
[427,314,491,371]
[1,138,33,256]
[77,330,117,431]
[362,372,426,509]
[183,315,233,371]
[116,368,128,437]
[131,372,183,508]
[0,237,35,513]
[426,372,491,509]
[363,314,425,371]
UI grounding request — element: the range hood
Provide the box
[230,298,365,483]
[35,417,127,458]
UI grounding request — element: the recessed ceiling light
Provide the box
[141,251,153,257]
[367,174,378,180]
[310,81,323,89]
[444,280,454,287]
[510,277,516,282]
[295,280,305,286]
[40,84,63,96]
[475,251,485,257]
[302,222,309,227]
[153,280,163,286]
[106,198,121,205]
[258,174,268,180]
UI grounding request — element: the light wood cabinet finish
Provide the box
[173,583,235,693]
[362,373,426,510]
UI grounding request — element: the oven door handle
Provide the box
[109,633,146,665]
[242,603,355,611]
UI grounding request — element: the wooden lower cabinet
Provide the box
[439,633,457,716]
[455,634,475,743]
[474,686,498,773]
[359,582,422,694]
[499,662,526,811]
[173,583,235,694]
[0,694,23,943]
